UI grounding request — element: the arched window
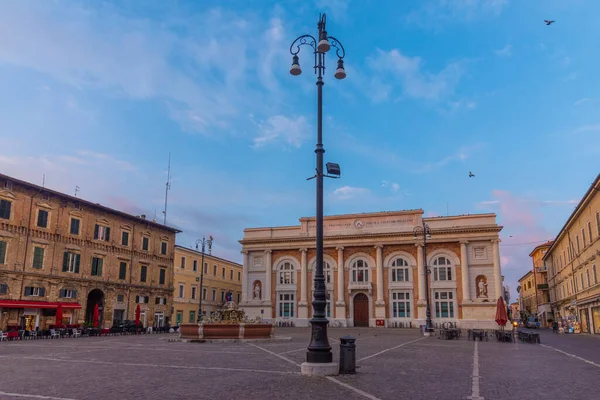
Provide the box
[432,256,453,281]
[279,262,295,284]
[352,259,369,282]
[391,257,410,282]
[323,262,331,284]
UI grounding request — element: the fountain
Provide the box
[179,301,274,341]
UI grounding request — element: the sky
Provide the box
[0,0,599,301]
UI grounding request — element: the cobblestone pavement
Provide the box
[0,327,599,400]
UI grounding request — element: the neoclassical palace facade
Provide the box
[239,210,504,328]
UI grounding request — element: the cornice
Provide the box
[240,227,501,246]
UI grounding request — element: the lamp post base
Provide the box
[301,362,339,376]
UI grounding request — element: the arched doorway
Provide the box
[353,293,369,327]
[86,289,105,327]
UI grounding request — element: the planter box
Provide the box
[243,324,273,339]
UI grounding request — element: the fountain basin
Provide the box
[179,323,274,340]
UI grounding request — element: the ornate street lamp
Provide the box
[414,222,434,333]
[195,236,213,322]
[289,13,346,365]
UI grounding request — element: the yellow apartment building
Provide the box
[0,173,179,331]
[172,245,242,325]
[528,241,553,326]
[518,270,537,317]
[544,173,600,334]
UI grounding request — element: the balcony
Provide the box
[348,281,372,294]
[537,283,549,290]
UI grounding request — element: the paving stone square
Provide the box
[0,328,599,400]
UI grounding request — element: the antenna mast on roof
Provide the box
[162,153,172,225]
[42,174,45,188]
[74,186,80,197]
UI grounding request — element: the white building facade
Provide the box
[239,210,504,329]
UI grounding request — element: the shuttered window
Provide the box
[0,240,7,264]
[32,247,45,269]
[62,252,81,273]
[0,199,11,220]
[91,257,103,276]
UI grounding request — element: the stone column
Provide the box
[298,248,309,326]
[492,240,502,300]
[264,250,272,305]
[300,248,308,304]
[335,246,346,326]
[416,244,425,304]
[416,243,426,323]
[241,251,249,303]
[460,241,470,302]
[336,246,345,305]
[375,245,386,321]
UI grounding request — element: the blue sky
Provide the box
[1,0,598,299]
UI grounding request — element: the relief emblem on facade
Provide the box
[476,275,488,298]
[252,280,262,300]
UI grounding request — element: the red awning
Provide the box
[0,300,82,309]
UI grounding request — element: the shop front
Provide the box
[593,306,600,335]
[0,299,82,331]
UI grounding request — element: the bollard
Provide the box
[420,324,426,335]
[339,335,356,374]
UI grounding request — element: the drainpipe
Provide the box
[19,190,41,300]
[126,223,136,320]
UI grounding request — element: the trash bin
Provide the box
[339,335,356,374]
[420,324,426,335]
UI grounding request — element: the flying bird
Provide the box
[469,171,475,178]
[544,20,555,25]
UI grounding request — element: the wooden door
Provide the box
[353,293,369,327]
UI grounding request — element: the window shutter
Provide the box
[73,290,77,298]
[98,258,103,276]
[135,295,139,303]
[60,289,65,298]
[105,227,111,241]
[25,286,32,296]
[145,296,149,304]
[39,287,45,297]
[0,240,7,264]
[75,254,80,274]
[62,252,69,272]
[94,224,99,240]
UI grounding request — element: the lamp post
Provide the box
[289,14,346,364]
[195,236,213,322]
[414,221,434,332]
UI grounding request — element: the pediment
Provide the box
[0,191,17,200]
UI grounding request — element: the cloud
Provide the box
[0,1,292,137]
[331,186,371,200]
[565,72,578,81]
[476,189,555,300]
[382,180,400,193]
[572,124,600,134]
[406,0,508,28]
[252,115,312,149]
[438,99,477,115]
[416,143,483,173]
[494,44,512,57]
[573,98,593,107]
[367,49,464,102]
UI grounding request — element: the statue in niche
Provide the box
[252,280,262,300]
[476,275,488,298]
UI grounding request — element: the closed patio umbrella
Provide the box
[92,303,99,328]
[135,304,141,325]
[55,304,63,327]
[495,297,509,330]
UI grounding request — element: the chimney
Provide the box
[141,214,146,220]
